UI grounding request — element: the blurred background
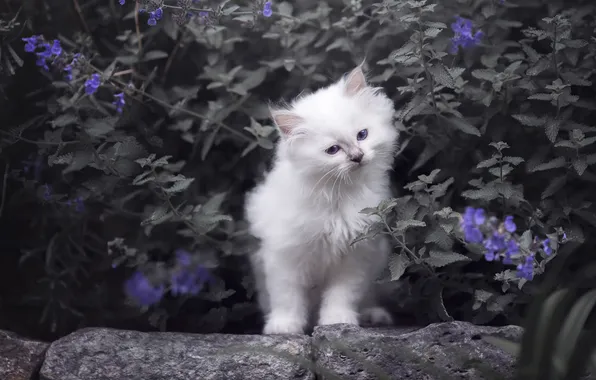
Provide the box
[0,0,594,343]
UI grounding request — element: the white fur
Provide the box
[244,66,399,335]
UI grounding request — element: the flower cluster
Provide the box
[263,1,273,17]
[41,184,86,213]
[113,93,126,113]
[22,36,62,71]
[84,73,101,95]
[118,0,274,26]
[460,207,559,281]
[124,249,211,307]
[450,16,483,53]
[22,34,126,113]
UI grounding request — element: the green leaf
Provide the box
[423,250,471,268]
[85,117,116,137]
[530,157,567,172]
[142,50,169,61]
[417,168,441,184]
[51,114,78,128]
[477,157,499,168]
[546,119,561,143]
[141,206,173,226]
[389,254,411,281]
[428,62,455,88]
[163,178,194,194]
[63,150,94,174]
[424,225,453,250]
[461,187,500,201]
[444,116,481,136]
[573,158,588,176]
[512,114,547,127]
[394,219,426,232]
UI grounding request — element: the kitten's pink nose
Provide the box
[349,151,364,163]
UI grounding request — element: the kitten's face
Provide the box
[272,66,398,181]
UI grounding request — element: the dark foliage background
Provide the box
[0,0,595,342]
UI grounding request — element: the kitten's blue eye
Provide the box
[357,129,368,141]
[325,145,341,155]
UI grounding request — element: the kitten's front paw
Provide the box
[263,315,304,335]
[360,306,394,326]
[318,307,359,326]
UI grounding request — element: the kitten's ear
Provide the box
[270,107,304,137]
[344,65,368,96]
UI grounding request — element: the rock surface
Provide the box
[0,329,49,380]
[312,321,523,380]
[39,328,315,380]
[35,321,522,380]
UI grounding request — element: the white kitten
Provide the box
[244,65,399,335]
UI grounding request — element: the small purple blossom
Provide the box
[474,208,486,226]
[124,271,164,306]
[170,249,211,297]
[461,207,483,244]
[503,240,518,265]
[113,92,125,113]
[119,0,125,4]
[464,225,483,244]
[74,197,84,212]
[84,73,101,95]
[450,16,483,54]
[43,184,52,200]
[516,255,534,280]
[263,1,273,17]
[503,215,516,233]
[147,7,163,25]
[542,239,552,256]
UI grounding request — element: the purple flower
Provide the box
[503,240,518,264]
[542,239,552,256]
[485,251,497,262]
[463,207,475,225]
[175,248,192,266]
[450,16,483,54]
[50,40,62,56]
[263,1,273,17]
[43,184,52,200]
[124,271,164,306]
[113,92,125,113]
[119,0,125,4]
[484,232,507,252]
[503,215,516,233]
[74,196,84,212]
[22,35,40,53]
[147,7,163,25]
[170,249,211,297]
[474,208,486,226]
[516,255,534,280]
[84,73,101,95]
[464,225,483,243]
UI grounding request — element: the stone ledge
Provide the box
[0,329,49,380]
[0,321,524,380]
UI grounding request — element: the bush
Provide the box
[0,0,595,340]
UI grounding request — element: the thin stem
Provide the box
[72,0,92,36]
[0,163,8,218]
[0,130,81,146]
[417,16,438,117]
[381,217,419,261]
[100,70,254,143]
[134,0,143,52]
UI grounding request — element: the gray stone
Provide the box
[39,327,315,380]
[312,321,523,380]
[0,329,49,380]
